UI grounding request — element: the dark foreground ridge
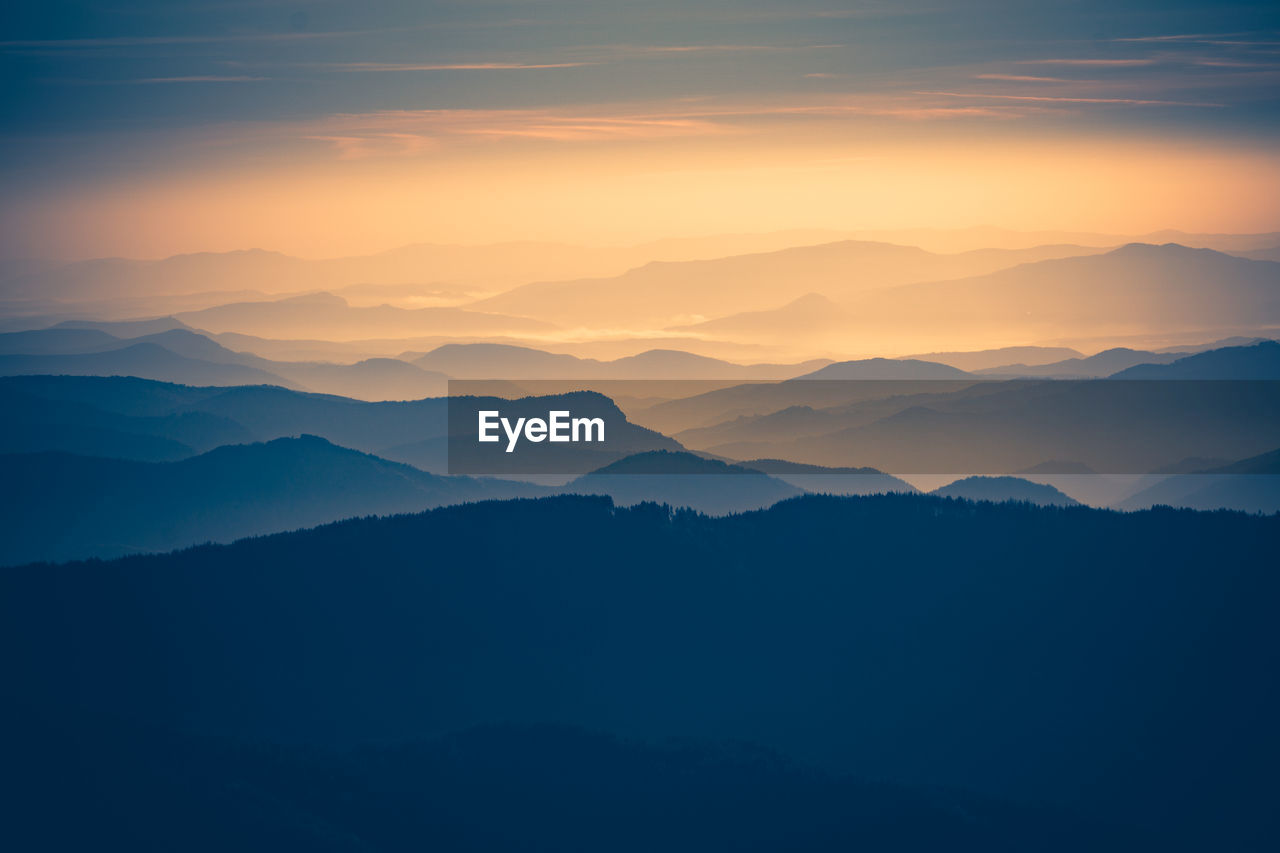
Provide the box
[3,493,1278,850]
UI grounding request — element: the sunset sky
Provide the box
[3,1,1279,260]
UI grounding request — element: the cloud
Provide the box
[973,73,1073,82]
[918,90,1222,107]
[0,30,380,49]
[134,75,268,84]
[303,61,594,72]
[1016,58,1155,66]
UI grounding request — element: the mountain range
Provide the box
[0,436,546,566]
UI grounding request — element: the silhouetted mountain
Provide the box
[675,379,1280,474]
[473,241,1105,328]
[1110,340,1280,379]
[4,494,1277,849]
[1015,460,1097,475]
[852,244,1280,342]
[1116,447,1280,513]
[931,476,1080,506]
[797,358,972,380]
[0,436,544,565]
[977,347,1183,377]
[7,713,1148,853]
[0,375,454,465]
[562,450,801,514]
[1153,335,1276,354]
[738,458,917,495]
[176,292,558,339]
[2,233,867,305]
[413,342,827,380]
[669,293,854,339]
[0,327,121,354]
[0,342,295,388]
[900,346,1083,372]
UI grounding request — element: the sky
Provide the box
[2,0,1279,260]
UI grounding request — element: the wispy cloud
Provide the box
[135,75,267,84]
[0,30,379,49]
[303,61,594,72]
[919,90,1223,107]
[1015,58,1155,66]
[973,73,1073,82]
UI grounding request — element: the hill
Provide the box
[472,241,1105,328]
[977,347,1184,378]
[797,358,972,380]
[563,450,802,514]
[175,292,558,339]
[931,476,1080,507]
[0,436,544,565]
[851,244,1280,342]
[3,493,1277,848]
[1109,340,1280,379]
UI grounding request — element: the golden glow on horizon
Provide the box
[13,132,1278,260]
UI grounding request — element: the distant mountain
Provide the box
[473,241,1106,328]
[175,292,558,339]
[932,476,1080,507]
[851,244,1280,341]
[797,358,972,380]
[414,343,826,380]
[1109,340,1280,379]
[669,293,854,339]
[978,347,1185,378]
[902,346,1084,372]
[0,375,453,465]
[564,450,801,514]
[1152,335,1276,354]
[0,435,544,565]
[1238,245,1280,263]
[738,458,916,496]
[1116,447,1280,513]
[0,232,884,305]
[0,326,451,401]
[0,342,295,388]
[271,358,449,400]
[673,379,1280,474]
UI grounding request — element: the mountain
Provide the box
[175,292,558,339]
[1116,447,1280,513]
[0,232,884,305]
[0,342,295,388]
[0,375,455,465]
[674,379,1280,474]
[7,715,1143,853]
[5,493,1277,848]
[0,435,545,565]
[1109,340,1280,379]
[738,458,917,496]
[978,347,1185,378]
[1239,245,1280,263]
[797,358,972,380]
[931,476,1080,507]
[0,325,452,401]
[414,343,826,380]
[669,293,854,339]
[472,241,1107,328]
[850,244,1280,342]
[563,450,802,514]
[902,346,1084,372]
